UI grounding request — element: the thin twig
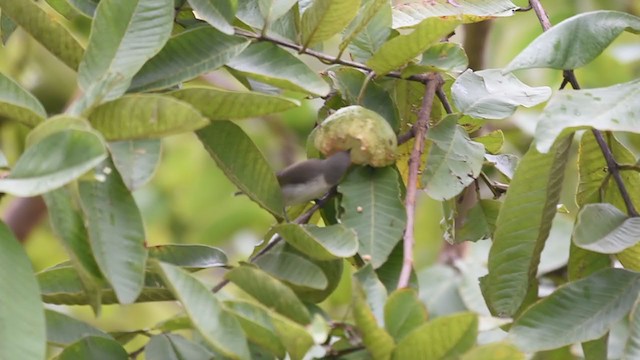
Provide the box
[528,0,639,217]
[397,74,442,289]
[436,87,453,114]
[212,189,337,293]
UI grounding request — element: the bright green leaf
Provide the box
[145,333,214,360]
[196,121,285,218]
[402,42,469,77]
[226,265,311,325]
[68,0,99,17]
[461,342,524,360]
[77,0,173,103]
[109,139,161,190]
[452,69,551,119]
[392,0,517,28]
[481,136,572,317]
[340,166,406,268]
[58,336,127,360]
[0,72,47,127]
[624,299,640,360]
[25,115,96,147]
[170,86,300,120]
[273,223,358,261]
[456,199,501,243]
[258,0,298,24]
[384,289,428,342]
[474,130,504,154]
[130,27,249,92]
[505,11,640,72]
[393,312,478,359]
[300,0,360,48]
[224,300,287,358]
[79,160,147,304]
[45,309,110,346]
[88,94,209,140]
[573,203,640,253]
[0,222,46,360]
[227,42,331,97]
[0,0,84,69]
[340,0,389,57]
[187,0,236,34]
[155,261,250,359]
[148,244,228,269]
[0,129,107,197]
[368,17,460,75]
[535,78,640,153]
[509,268,640,352]
[423,114,485,200]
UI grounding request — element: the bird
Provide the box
[276,150,351,206]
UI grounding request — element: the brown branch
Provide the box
[212,189,337,293]
[397,73,442,289]
[528,0,639,217]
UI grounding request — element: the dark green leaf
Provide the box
[510,268,640,352]
[340,166,406,268]
[130,27,249,92]
[196,121,285,218]
[384,289,428,342]
[109,139,161,190]
[145,333,215,360]
[340,0,390,61]
[148,244,228,269]
[224,300,287,358]
[0,72,47,127]
[481,136,572,317]
[273,223,358,260]
[79,159,147,304]
[187,0,236,34]
[155,261,251,359]
[624,299,640,360]
[58,336,127,360]
[300,0,360,48]
[0,222,46,360]
[45,309,110,346]
[505,11,640,72]
[254,252,328,290]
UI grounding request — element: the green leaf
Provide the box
[58,336,128,360]
[187,0,235,34]
[77,0,173,104]
[481,136,572,317]
[145,333,214,360]
[38,265,174,305]
[624,299,640,360]
[456,199,501,243]
[509,268,640,352]
[227,42,331,97]
[423,114,485,200]
[258,0,298,24]
[196,121,285,219]
[68,0,99,17]
[226,265,311,324]
[355,264,388,325]
[484,153,518,179]
[88,94,208,140]
[254,252,328,290]
[568,243,611,282]
[367,17,460,75]
[375,242,418,292]
[402,42,469,76]
[78,159,147,304]
[452,69,552,120]
[269,311,315,360]
[573,203,640,253]
[339,0,389,54]
[461,342,525,360]
[129,27,249,92]
[45,309,110,346]
[392,312,478,359]
[0,129,107,196]
[224,300,287,358]
[474,130,504,154]
[0,222,46,360]
[0,72,47,127]
[44,188,105,313]
[25,115,97,147]
[273,223,358,260]
[534,78,640,153]
[392,0,517,28]
[300,0,360,48]
[327,66,399,130]
[154,261,250,359]
[340,166,406,268]
[0,12,17,45]
[384,289,428,342]
[170,86,300,120]
[505,11,640,72]
[353,266,395,359]
[148,244,228,269]
[0,0,84,70]
[109,139,161,190]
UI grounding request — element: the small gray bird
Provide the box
[277,150,351,206]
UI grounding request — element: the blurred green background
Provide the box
[1,0,639,355]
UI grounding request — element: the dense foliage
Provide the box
[0,0,639,359]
